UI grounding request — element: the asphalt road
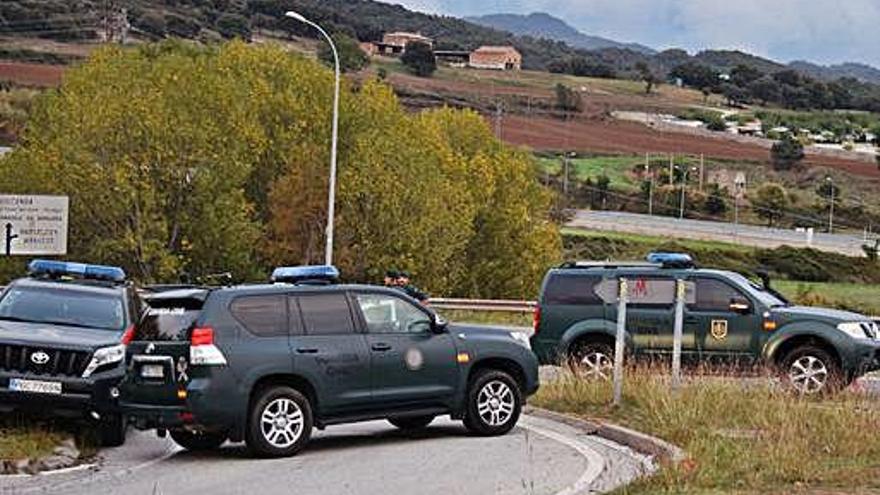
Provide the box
[0,414,650,495]
[568,210,871,256]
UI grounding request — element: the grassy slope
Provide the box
[533,371,880,494]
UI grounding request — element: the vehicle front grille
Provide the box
[0,344,91,378]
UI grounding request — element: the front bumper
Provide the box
[0,368,124,418]
[849,339,880,375]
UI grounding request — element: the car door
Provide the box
[351,291,459,408]
[685,276,762,361]
[612,275,696,355]
[289,292,372,414]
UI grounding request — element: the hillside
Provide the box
[789,60,880,85]
[466,12,655,55]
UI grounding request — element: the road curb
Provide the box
[526,406,686,465]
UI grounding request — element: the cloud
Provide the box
[385,0,880,66]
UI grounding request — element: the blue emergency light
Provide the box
[271,265,339,284]
[646,252,695,269]
[28,259,127,283]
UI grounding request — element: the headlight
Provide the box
[509,332,531,349]
[82,344,126,378]
[837,322,871,340]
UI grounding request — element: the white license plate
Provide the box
[140,364,165,379]
[9,378,62,395]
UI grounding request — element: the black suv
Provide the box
[121,266,539,457]
[0,260,144,446]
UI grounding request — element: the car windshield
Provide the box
[724,272,788,308]
[0,286,125,331]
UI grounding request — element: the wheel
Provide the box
[169,430,227,451]
[99,413,127,447]
[781,345,845,395]
[246,386,313,458]
[388,415,435,430]
[568,341,614,380]
[463,370,522,436]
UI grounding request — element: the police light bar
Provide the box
[28,259,127,283]
[271,265,339,284]
[646,252,695,269]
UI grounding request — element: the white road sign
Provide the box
[0,195,69,255]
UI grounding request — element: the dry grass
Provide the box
[0,416,68,461]
[533,367,880,494]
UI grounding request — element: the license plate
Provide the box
[140,364,165,379]
[9,378,62,395]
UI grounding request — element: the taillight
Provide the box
[533,306,541,335]
[120,325,135,345]
[189,326,227,366]
[191,327,214,346]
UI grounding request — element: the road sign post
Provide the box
[612,278,628,406]
[671,279,685,390]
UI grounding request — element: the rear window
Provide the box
[542,274,602,305]
[0,286,125,331]
[137,297,203,341]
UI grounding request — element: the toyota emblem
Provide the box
[30,351,50,365]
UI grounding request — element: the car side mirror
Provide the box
[430,315,448,334]
[729,298,751,314]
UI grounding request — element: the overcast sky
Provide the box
[387,0,880,67]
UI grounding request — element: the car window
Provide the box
[691,278,748,312]
[230,295,287,337]
[354,293,432,334]
[297,293,356,335]
[0,286,125,331]
[543,274,602,305]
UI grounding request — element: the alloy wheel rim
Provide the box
[260,398,304,448]
[577,351,613,380]
[789,355,829,394]
[477,380,515,427]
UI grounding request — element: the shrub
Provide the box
[400,41,435,77]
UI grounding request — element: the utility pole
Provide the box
[494,100,503,139]
[562,153,569,196]
[645,153,653,216]
[826,176,835,234]
[699,153,705,191]
[668,153,674,186]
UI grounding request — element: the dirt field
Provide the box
[498,114,880,178]
[0,62,64,87]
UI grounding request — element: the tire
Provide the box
[463,370,522,436]
[780,345,845,395]
[246,386,313,458]
[568,340,615,380]
[99,413,127,447]
[388,415,435,430]
[169,430,228,451]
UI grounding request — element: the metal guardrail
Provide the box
[428,298,536,313]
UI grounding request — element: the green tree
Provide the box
[703,183,728,216]
[554,83,582,112]
[635,62,657,95]
[771,133,805,170]
[400,41,436,77]
[751,183,790,227]
[319,33,368,73]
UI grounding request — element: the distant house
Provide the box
[369,32,434,56]
[469,46,522,70]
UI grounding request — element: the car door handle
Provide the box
[371,343,392,352]
[295,348,319,354]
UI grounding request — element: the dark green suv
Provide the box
[120,266,538,457]
[530,255,880,394]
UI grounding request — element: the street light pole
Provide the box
[285,10,340,266]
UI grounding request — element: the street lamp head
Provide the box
[284,11,308,22]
